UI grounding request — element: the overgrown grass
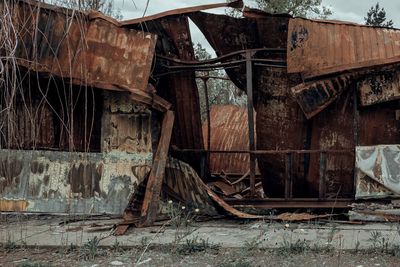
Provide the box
[177,236,220,255]
[80,236,100,260]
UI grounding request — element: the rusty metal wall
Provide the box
[256,69,309,197]
[0,93,55,150]
[307,90,355,198]
[202,105,257,175]
[358,101,400,146]
[191,12,308,197]
[287,18,400,79]
[358,69,400,106]
[4,0,156,93]
[125,16,205,173]
[0,149,151,214]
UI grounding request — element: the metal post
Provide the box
[352,85,359,196]
[246,51,256,197]
[319,152,327,200]
[202,77,211,171]
[285,153,293,200]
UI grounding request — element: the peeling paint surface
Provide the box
[358,70,400,106]
[0,150,151,214]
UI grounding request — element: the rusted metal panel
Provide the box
[358,70,400,106]
[191,12,308,198]
[306,90,355,198]
[0,92,55,149]
[256,68,308,198]
[163,158,218,215]
[358,100,400,146]
[125,16,205,173]
[287,18,400,78]
[0,149,151,214]
[291,74,354,119]
[4,0,156,94]
[0,80,104,152]
[202,105,259,175]
[190,12,290,91]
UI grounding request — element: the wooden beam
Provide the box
[138,110,175,226]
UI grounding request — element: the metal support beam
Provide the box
[225,198,353,209]
[285,153,293,199]
[319,152,327,200]
[202,77,211,171]
[246,51,256,197]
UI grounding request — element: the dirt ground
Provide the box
[1,246,400,267]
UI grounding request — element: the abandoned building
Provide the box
[1,0,400,229]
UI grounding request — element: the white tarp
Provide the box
[356,145,400,199]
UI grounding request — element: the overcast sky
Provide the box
[114,0,400,53]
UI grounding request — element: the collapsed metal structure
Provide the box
[1,0,400,225]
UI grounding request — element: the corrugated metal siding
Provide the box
[0,81,104,152]
[287,18,400,78]
[202,105,258,175]
[4,0,156,93]
[163,158,218,215]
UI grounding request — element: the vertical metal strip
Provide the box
[246,51,256,197]
[319,152,327,200]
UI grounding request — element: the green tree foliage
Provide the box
[364,2,393,28]
[254,0,332,18]
[194,43,246,121]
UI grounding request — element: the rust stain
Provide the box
[125,15,205,173]
[202,105,259,175]
[358,70,400,106]
[291,74,354,119]
[0,158,23,194]
[191,12,307,198]
[275,212,334,221]
[68,163,102,198]
[3,0,156,94]
[0,200,28,212]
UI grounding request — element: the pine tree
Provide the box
[364,3,393,28]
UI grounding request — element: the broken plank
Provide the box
[139,110,175,227]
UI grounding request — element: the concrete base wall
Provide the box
[0,149,151,214]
